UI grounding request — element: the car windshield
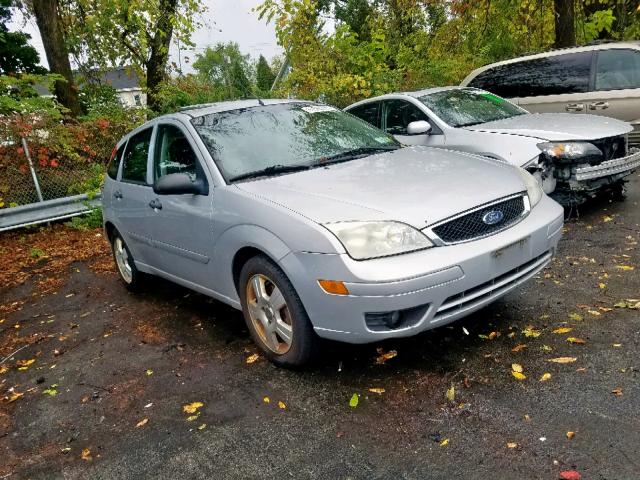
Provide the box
[191,103,400,182]
[418,89,527,128]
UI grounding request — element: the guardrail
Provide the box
[0,193,101,232]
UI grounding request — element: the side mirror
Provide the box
[407,120,432,136]
[153,173,208,195]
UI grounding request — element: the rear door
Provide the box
[113,126,156,265]
[583,48,640,145]
[514,52,593,114]
[381,99,445,147]
[147,121,215,288]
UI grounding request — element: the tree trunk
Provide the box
[31,0,83,117]
[553,0,575,48]
[145,0,178,111]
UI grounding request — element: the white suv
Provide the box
[461,42,640,146]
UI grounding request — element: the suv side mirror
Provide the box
[153,173,208,195]
[407,120,432,136]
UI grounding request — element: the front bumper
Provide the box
[574,150,640,181]
[280,195,564,343]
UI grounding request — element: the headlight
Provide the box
[537,142,602,164]
[517,167,543,207]
[324,221,433,260]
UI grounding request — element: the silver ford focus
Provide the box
[102,99,564,367]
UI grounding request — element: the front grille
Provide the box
[431,195,526,244]
[592,135,628,162]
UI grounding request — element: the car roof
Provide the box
[345,86,469,109]
[177,98,312,118]
[462,41,640,85]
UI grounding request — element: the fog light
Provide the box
[365,310,402,330]
[318,279,349,295]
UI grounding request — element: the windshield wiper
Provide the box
[229,164,311,182]
[318,146,400,166]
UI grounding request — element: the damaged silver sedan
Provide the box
[346,87,640,205]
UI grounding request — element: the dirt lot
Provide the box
[1,175,639,480]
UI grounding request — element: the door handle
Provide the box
[113,190,123,199]
[589,101,609,110]
[149,199,163,210]
[565,103,584,112]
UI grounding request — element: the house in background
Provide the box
[35,67,146,107]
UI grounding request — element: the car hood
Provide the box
[464,113,632,141]
[235,146,525,228]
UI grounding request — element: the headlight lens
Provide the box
[517,167,543,207]
[537,142,602,163]
[324,221,433,260]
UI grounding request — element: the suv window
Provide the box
[595,49,640,91]
[348,102,380,128]
[107,143,126,179]
[122,128,152,183]
[469,51,592,98]
[383,100,428,135]
[154,125,199,181]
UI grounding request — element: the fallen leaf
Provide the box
[548,357,577,364]
[278,401,286,410]
[42,385,58,396]
[245,353,260,364]
[263,396,270,404]
[587,310,601,316]
[506,442,518,449]
[445,385,455,403]
[511,363,523,373]
[8,392,23,403]
[488,331,500,340]
[540,373,552,382]
[349,394,359,408]
[512,371,526,380]
[511,344,527,352]
[61,447,71,454]
[135,418,148,428]
[81,448,91,461]
[186,414,200,422]
[0,365,9,375]
[16,358,35,368]
[566,431,575,439]
[553,327,572,334]
[198,423,206,430]
[612,388,623,396]
[567,337,586,345]
[615,265,634,271]
[598,283,606,289]
[439,438,449,446]
[368,388,385,394]
[612,343,622,348]
[183,402,204,414]
[560,471,582,480]
[375,349,397,364]
[568,313,583,321]
[602,215,613,222]
[522,326,541,338]
[146,369,153,376]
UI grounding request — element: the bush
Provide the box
[65,206,103,230]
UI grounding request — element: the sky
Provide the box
[8,0,283,71]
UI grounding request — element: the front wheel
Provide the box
[239,255,319,368]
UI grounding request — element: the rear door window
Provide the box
[121,128,153,184]
[348,102,381,128]
[595,49,640,91]
[106,143,126,179]
[469,52,592,97]
[382,100,429,135]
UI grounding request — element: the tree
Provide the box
[0,0,46,74]
[30,0,83,116]
[255,54,275,91]
[65,0,205,111]
[554,0,575,48]
[192,43,253,98]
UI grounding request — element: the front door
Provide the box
[147,122,215,289]
[382,99,445,147]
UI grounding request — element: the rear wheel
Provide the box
[111,231,144,291]
[239,255,318,367]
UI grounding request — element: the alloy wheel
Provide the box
[246,274,293,354]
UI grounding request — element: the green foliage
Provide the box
[192,43,254,98]
[0,74,66,119]
[29,247,45,258]
[68,163,105,197]
[0,0,46,74]
[256,54,276,92]
[65,207,103,230]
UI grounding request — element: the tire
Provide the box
[239,255,319,368]
[111,231,145,292]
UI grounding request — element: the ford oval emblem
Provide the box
[482,210,504,225]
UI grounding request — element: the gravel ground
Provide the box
[1,174,639,480]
